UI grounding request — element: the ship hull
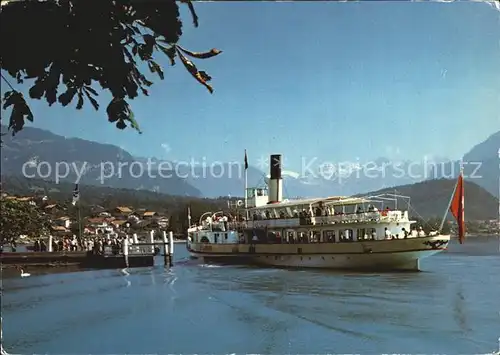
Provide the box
[187,235,450,271]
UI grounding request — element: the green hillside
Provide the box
[362,178,498,221]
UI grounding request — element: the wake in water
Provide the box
[163,269,178,297]
[120,268,131,287]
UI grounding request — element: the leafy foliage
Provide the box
[0,0,222,135]
[0,197,52,245]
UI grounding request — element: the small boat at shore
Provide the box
[187,153,466,271]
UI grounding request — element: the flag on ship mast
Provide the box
[187,206,192,226]
[449,170,465,244]
[244,150,248,170]
[72,184,80,206]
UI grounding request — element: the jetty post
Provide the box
[162,231,169,266]
[48,235,53,252]
[148,230,155,254]
[0,316,3,354]
[123,237,129,268]
[168,231,174,267]
[132,233,138,253]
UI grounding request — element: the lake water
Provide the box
[2,237,499,354]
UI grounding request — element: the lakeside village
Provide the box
[0,192,172,253]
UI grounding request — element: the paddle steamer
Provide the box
[187,154,465,271]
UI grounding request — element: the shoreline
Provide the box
[455,234,499,238]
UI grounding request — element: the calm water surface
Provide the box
[2,237,499,354]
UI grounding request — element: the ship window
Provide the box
[323,230,336,243]
[367,228,377,240]
[344,205,356,214]
[225,233,228,240]
[357,228,367,240]
[340,229,354,242]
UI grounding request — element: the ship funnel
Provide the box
[268,154,283,204]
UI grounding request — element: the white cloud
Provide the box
[161,143,172,155]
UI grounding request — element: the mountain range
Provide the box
[1,125,498,200]
[1,174,497,221]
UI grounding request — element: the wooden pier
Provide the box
[0,231,176,270]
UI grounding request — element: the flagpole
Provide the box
[244,166,248,220]
[72,184,82,243]
[439,179,457,233]
[244,149,250,223]
[438,162,463,233]
[77,202,82,242]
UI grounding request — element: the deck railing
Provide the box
[246,210,408,229]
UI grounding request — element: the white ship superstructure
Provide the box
[187,154,465,271]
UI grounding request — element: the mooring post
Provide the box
[162,230,169,266]
[123,237,129,268]
[168,231,174,267]
[0,316,3,354]
[125,235,131,255]
[48,235,53,252]
[133,233,139,253]
[148,230,155,254]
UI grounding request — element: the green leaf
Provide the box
[83,86,98,96]
[148,60,164,80]
[177,46,222,59]
[158,44,176,66]
[126,107,142,133]
[76,91,84,110]
[58,87,77,106]
[2,91,34,134]
[106,98,142,133]
[176,48,213,93]
[180,0,199,27]
[83,88,99,110]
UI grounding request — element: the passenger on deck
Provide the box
[417,227,425,237]
[410,228,418,238]
[315,206,323,217]
[222,215,228,231]
[293,208,299,217]
[368,205,379,213]
[384,227,391,240]
[356,206,363,214]
[402,227,409,238]
[371,230,377,240]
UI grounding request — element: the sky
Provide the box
[2,1,500,171]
